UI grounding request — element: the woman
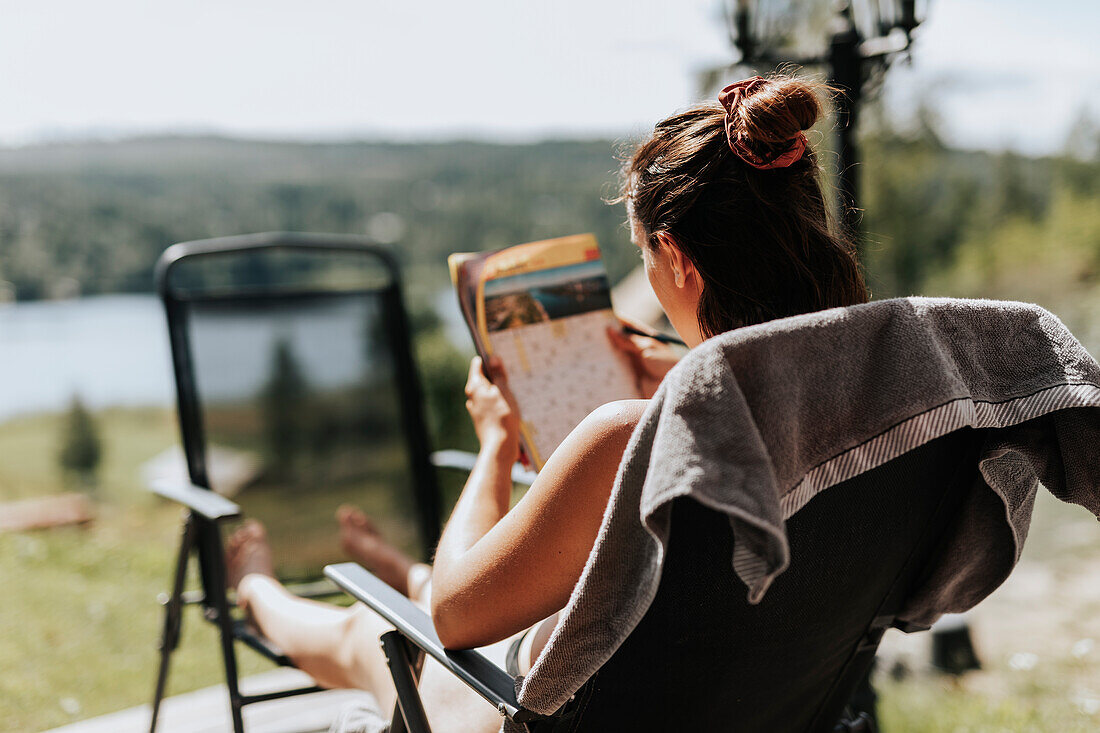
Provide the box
[226,73,868,731]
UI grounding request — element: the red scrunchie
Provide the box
[718,77,807,170]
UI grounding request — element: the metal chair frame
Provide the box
[148,232,442,733]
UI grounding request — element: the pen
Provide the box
[620,324,687,347]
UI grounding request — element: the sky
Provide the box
[2,0,1098,155]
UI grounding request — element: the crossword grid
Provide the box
[488,309,639,467]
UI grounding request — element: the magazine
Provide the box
[448,234,641,470]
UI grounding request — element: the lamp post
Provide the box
[717,0,927,242]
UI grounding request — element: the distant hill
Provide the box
[1,131,1094,312]
[0,136,634,302]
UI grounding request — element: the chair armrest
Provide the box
[148,478,241,521]
[431,450,538,487]
[324,562,540,724]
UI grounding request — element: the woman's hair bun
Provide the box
[619,70,867,337]
[733,75,824,147]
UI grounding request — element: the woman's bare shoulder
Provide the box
[582,399,648,436]
[539,400,648,474]
[555,400,648,460]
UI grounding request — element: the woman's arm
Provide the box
[430,358,645,649]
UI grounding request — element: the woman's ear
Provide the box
[653,232,697,290]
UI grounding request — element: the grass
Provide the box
[0,409,313,730]
[878,619,1100,732]
[0,516,273,731]
[2,409,1099,731]
[878,674,1099,733]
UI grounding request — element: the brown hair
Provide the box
[618,74,868,339]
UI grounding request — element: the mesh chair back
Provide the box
[551,428,989,733]
[157,234,439,581]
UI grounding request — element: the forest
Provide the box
[0,136,631,306]
[1,115,1097,339]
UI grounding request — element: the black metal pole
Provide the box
[724,2,923,254]
[829,19,863,244]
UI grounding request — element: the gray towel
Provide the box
[513,296,1100,718]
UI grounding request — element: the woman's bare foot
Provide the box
[337,505,415,596]
[226,519,276,592]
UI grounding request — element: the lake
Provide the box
[0,292,469,423]
[0,295,174,422]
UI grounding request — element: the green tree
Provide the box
[260,339,308,477]
[58,395,102,487]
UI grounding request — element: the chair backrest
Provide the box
[157,233,440,581]
[549,428,992,733]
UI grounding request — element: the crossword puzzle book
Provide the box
[448,234,641,470]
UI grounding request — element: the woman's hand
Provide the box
[465,356,521,461]
[607,317,682,398]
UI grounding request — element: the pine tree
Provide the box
[260,339,307,477]
[59,395,102,487]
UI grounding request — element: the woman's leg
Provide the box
[336,505,423,597]
[227,521,398,709]
[227,516,515,733]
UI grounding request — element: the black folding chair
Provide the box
[148,233,445,733]
[325,429,988,732]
